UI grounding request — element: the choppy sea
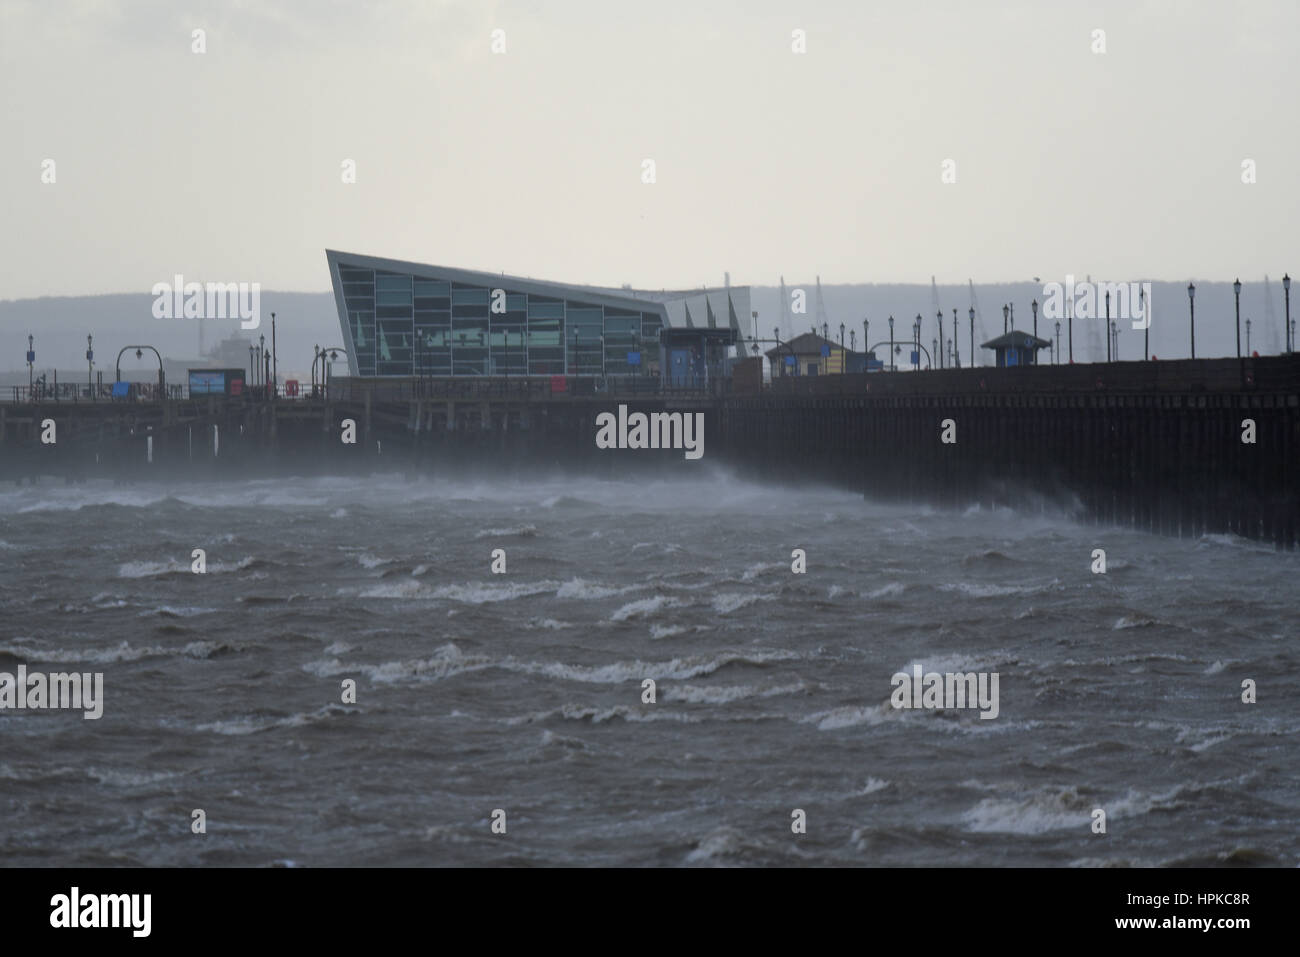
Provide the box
[1,473,1296,866]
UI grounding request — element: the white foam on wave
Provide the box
[303,643,801,690]
[898,650,1007,676]
[525,618,571,630]
[740,561,785,581]
[117,560,188,578]
[474,524,538,539]
[631,541,683,553]
[962,785,1184,835]
[710,592,773,614]
[139,605,217,618]
[357,580,425,599]
[649,624,687,640]
[610,595,686,621]
[431,580,558,603]
[867,582,905,599]
[962,789,1092,834]
[556,578,643,600]
[939,581,1044,599]
[0,640,222,664]
[197,704,355,736]
[804,702,895,730]
[1174,725,1236,753]
[860,777,890,795]
[354,579,560,602]
[664,680,806,705]
[685,827,752,863]
[521,649,799,684]
[507,703,699,725]
[117,556,256,578]
[86,767,182,788]
[1113,614,1159,630]
[303,642,493,684]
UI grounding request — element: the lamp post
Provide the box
[1002,303,1009,335]
[1067,291,1074,363]
[849,329,855,351]
[1105,290,1111,362]
[1284,274,1292,353]
[1187,282,1196,360]
[1233,278,1242,358]
[27,334,34,395]
[312,344,320,395]
[311,347,347,396]
[1111,320,1119,362]
[249,344,258,388]
[1054,321,1061,365]
[86,334,94,398]
[888,315,895,371]
[1031,298,1038,340]
[1246,318,1251,355]
[271,311,277,399]
[914,315,923,370]
[968,307,975,368]
[1009,302,1014,330]
[935,310,944,369]
[1140,285,1148,361]
[862,318,869,360]
[116,345,165,397]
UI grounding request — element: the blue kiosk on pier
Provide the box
[981,331,1051,367]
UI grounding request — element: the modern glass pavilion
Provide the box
[326,250,749,381]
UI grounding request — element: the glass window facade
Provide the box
[333,261,671,378]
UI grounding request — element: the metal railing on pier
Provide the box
[316,375,731,404]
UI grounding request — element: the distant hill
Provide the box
[0,292,337,380]
[1,280,1285,375]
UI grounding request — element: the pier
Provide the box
[2,356,1297,547]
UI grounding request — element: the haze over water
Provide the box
[1,473,1296,866]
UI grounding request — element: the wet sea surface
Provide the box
[1,472,1297,866]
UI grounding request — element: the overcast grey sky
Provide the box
[3,0,1297,298]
